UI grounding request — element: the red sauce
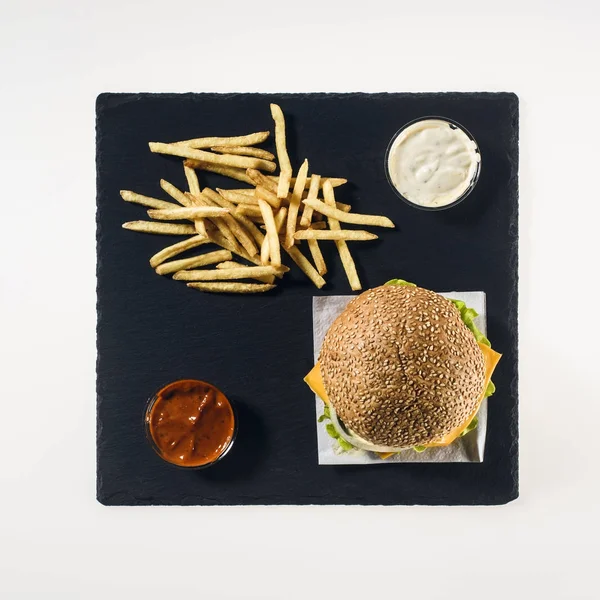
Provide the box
[146,380,235,468]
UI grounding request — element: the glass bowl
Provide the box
[384,115,481,211]
[144,379,238,470]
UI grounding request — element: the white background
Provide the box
[1,0,599,598]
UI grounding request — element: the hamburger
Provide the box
[304,281,502,457]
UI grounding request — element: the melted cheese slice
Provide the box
[304,364,330,405]
[304,342,502,456]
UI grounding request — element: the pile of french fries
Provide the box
[121,104,394,293]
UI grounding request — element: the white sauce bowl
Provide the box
[385,117,481,210]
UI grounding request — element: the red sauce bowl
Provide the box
[144,379,237,469]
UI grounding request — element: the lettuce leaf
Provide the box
[447,299,491,347]
[459,415,479,437]
[385,278,416,287]
[324,421,354,451]
[445,298,495,404]
[318,404,331,422]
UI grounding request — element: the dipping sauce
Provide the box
[387,118,480,209]
[145,379,235,468]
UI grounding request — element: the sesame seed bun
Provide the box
[319,285,486,448]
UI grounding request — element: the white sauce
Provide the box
[387,118,480,208]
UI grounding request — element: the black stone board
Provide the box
[96,92,519,505]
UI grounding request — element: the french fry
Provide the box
[184,160,255,185]
[184,194,212,238]
[120,190,178,210]
[149,235,210,268]
[277,172,291,199]
[222,218,257,257]
[175,131,269,148]
[204,242,288,278]
[216,260,253,269]
[254,186,281,210]
[244,215,266,224]
[263,219,324,232]
[173,266,283,281]
[211,146,275,161]
[209,231,263,266]
[258,199,280,266]
[307,239,327,276]
[260,237,270,265]
[122,221,196,236]
[202,187,244,210]
[149,143,276,172]
[301,196,351,214]
[184,164,201,197]
[217,261,275,284]
[294,229,377,241]
[299,174,320,227]
[185,192,242,254]
[160,179,194,207]
[268,175,347,189]
[235,205,262,218]
[246,169,278,194]
[301,191,350,212]
[270,104,292,198]
[203,188,265,246]
[225,188,255,195]
[147,207,229,221]
[305,221,326,230]
[194,219,208,237]
[262,205,288,259]
[187,282,275,294]
[265,220,324,233]
[191,191,258,257]
[302,199,395,228]
[217,188,259,206]
[283,245,326,289]
[285,159,309,248]
[230,196,259,206]
[155,250,232,275]
[229,196,260,207]
[323,180,361,290]
[274,206,287,232]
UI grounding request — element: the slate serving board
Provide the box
[96,92,519,506]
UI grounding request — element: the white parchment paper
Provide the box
[313,291,488,464]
